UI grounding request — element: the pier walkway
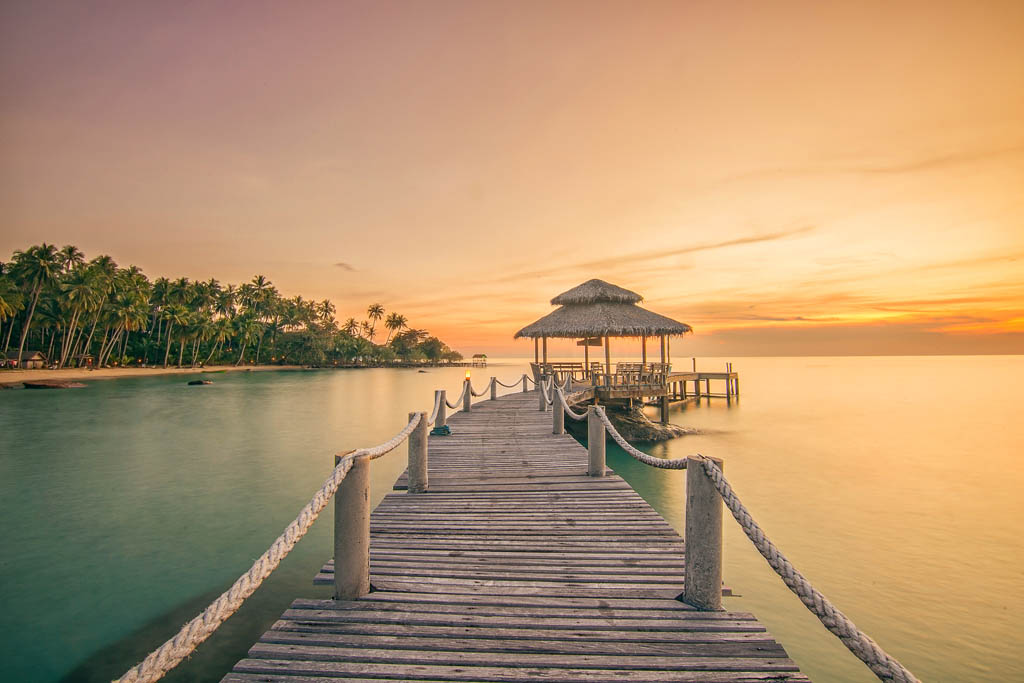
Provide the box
[223,389,808,682]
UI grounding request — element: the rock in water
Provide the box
[605,405,696,442]
[188,379,213,386]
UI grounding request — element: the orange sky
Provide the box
[2,0,1022,356]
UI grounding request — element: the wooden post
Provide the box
[521,373,529,393]
[726,374,732,399]
[667,337,671,366]
[534,338,539,363]
[692,357,696,372]
[538,375,547,411]
[463,379,471,412]
[734,376,740,397]
[660,395,669,424]
[705,378,711,395]
[584,341,589,377]
[552,389,564,435]
[604,336,611,375]
[436,390,447,427]
[681,381,687,399]
[542,336,548,363]
[334,451,370,599]
[694,378,701,399]
[587,406,605,477]
[660,335,666,366]
[683,456,723,610]
[407,411,428,493]
[641,336,647,367]
[490,377,497,400]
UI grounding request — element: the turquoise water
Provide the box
[1,357,1022,681]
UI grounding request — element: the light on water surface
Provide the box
[1,357,1022,682]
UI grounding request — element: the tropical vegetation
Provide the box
[0,243,463,369]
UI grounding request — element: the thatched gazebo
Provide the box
[514,279,692,375]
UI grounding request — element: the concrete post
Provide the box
[521,373,529,393]
[490,377,497,401]
[587,406,606,477]
[407,411,428,493]
[538,375,548,411]
[436,390,447,427]
[463,379,471,412]
[333,451,370,599]
[552,390,564,434]
[683,455,723,610]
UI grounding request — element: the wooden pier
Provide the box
[223,389,807,682]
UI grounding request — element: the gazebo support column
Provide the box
[534,338,539,364]
[604,336,611,376]
[542,336,548,364]
[583,341,589,377]
[641,336,647,367]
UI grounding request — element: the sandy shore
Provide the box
[0,364,308,388]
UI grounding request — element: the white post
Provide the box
[490,377,497,401]
[587,407,606,477]
[683,455,723,610]
[521,373,529,393]
[552,389,564,434]
[333,451,370,599]
[463,379,471,412]
[436,389,447,427]
[407,411,428,493]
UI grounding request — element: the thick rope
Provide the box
[700,458,920,683]
[554,386,588,421]
[116,414,421,683]
[594,406,689,469]
[540,377,554,405]
[470,380,490,397]
[445,383,467,409]
[494,377,522,388]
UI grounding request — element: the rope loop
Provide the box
[494,377,521,389]
[427,391,443,427]
[593,406,689,469]
[700,458,920,683]
[553,386,588,421]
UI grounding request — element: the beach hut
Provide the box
[471,353,488,367]
[16,351,48,369]
[514,279,692,377]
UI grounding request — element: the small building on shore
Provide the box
[13,351,48,369]
[471,354,488,367]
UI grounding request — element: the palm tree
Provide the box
[57,245,85,273]
[0,273,25,355]
[366,303,385,340]
[384,312,407,345]
[10,243,61,363]
[161,304,188,368]
[341,317,359,336]
[234,315,260,365]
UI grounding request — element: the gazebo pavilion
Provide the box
[514,279,692,381]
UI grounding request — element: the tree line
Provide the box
[0,243,463,369]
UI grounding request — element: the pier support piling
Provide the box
[587,407,606,477]
[659,395,670,424]
[407,411,428,494]
[436,390,447,427]
[683,455,723,611]
[333,451,370,600]
[552,391,564,434]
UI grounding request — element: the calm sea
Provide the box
[1,356,1021,682]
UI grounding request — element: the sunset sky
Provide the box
[2,0,1022,356]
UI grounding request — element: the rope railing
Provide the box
[553,386,588,421]
[116,414,422,683]
[540,376,554,404]
[494,377,524,389]
[469,379,491,397]
[700,458,919,683]
[583,404,918,683]
[593,405,689,469]
[445,382,466,409]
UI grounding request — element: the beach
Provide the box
[0,364,308,388]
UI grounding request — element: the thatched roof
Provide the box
[515,279,693,339]
[550,279,642,305]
